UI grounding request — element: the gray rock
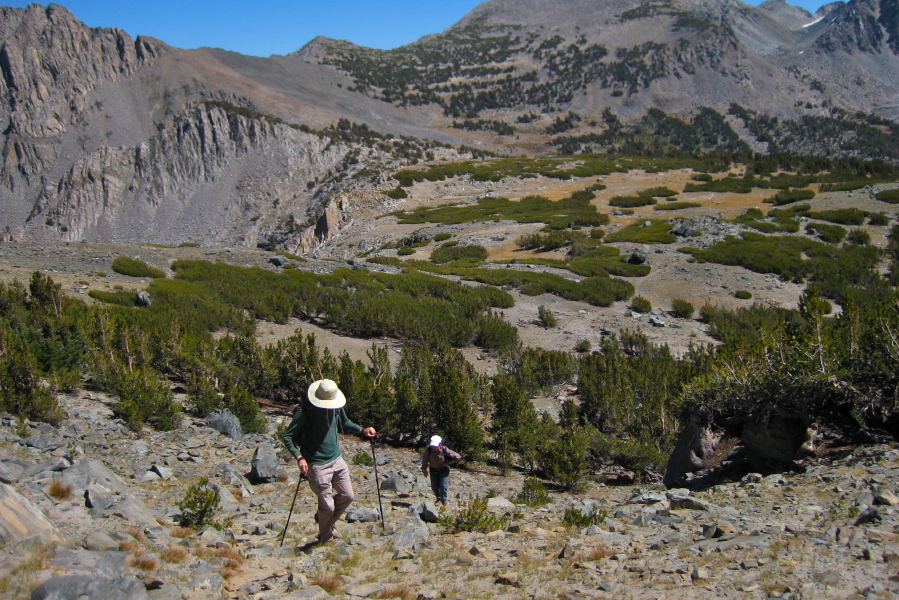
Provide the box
[627,248,648,264]
[135,290,151,307]
[59,458,128,496]
[84,531,119,551]
[270,255,288,267]
[249,442,281,484]
[49,550,132,579]
[415,502,441,523]
[0,482,66,546]
[19,433,63,450]
[151,464,174,480]
[380,472,412,496]
[146,582,182,600]
[393,515,429,555]
[345,506,382,523]
[742,415,814,466]
[30,575,149,600]
[344,583,382,597]
[208,408,243,440]
[487,496,515,510]
[282,586,332,599]
[0,459,27,483]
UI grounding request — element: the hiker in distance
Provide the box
[282,379,376,544]
[421,435,462,508]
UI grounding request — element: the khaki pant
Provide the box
[307,456,354,542]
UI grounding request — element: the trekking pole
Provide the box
[279,474,305,547]
[369,438,387,529]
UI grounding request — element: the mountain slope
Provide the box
[0,0,898,247]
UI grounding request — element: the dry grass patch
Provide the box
[378,584,415,600]
[590,545,616,560]
[118,540,140,553]
[128,554,158,572]
[160,546,189,564]
[125,527,145,541]
[169,526,196,538]
[310,572,343,594]
[46,479,73,501]
[214,546,244,570]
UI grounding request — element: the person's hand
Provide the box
[362,427,377,438]
[296,457,308,476]
[421,468,428,477]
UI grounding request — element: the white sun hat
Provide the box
[429,435,442,447]
[307,379,346,409]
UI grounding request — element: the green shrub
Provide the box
[734,290,752,300]
[439,495,509,533]
[178,478,221,528]
[385,186,408,199]
[562,506,607,529]
[604,220,675,244]
[654,202,701,211]
[609,195,656,208]
[806,222,847,244]
[575,339,592,353]
[846,229,871,245]
[640,186,678,198]
[352,451,374,466]
[430,244,488,263]
[631,296,651,313]
[88,289,137,306]
[767,188,816,206]
[111,256,166,279]
[875,189,899,204]
[433,233,452,242]
[538,305,557,328]
[869,213,890,226]
[513,476,552,506]
[671,299,694,319]
[397,247,415,256]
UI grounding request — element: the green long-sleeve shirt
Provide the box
[282,401,361,465]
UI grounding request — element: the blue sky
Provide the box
[6,1,828,57]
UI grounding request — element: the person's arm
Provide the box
[340,408,376,438]
[283,404,309,475]
[421,447,430,476]
[445,447,462,466]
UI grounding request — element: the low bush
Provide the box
[513,476,552,506]
[575,339,592,353]
[869,213,890,226]
[433,232,452,242]
[604,221,675,244]
[640,186,678,198]
[671,299,694,319]
[631,296,652,313]
[538,305,557,328]
[439,495,510,533]
[562,506,607,529]
[111,256,165,279]
[178,478,221,528]
[654,202,701,211]
[430,244,487,263]
[609,195,656,208]
[846,229,871,245]
[767,188,816,206]
[876,189,899,204]
[385,187,408,199]
[735,290,752,300]
[806,222,847,244]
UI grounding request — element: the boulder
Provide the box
[207,408,243,440]
[663,421,722,488]
[249,442,281,484]
[135,291,151,307]
[0,482,66,546]
[30,575,149,600]
[269,255,288,267]
[627,248,648,264]
[742,414,814,467]
[379,472,412,496]
[58,458,127,496]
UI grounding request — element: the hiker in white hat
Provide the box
[282,379,376,544]
[421,434,461,507]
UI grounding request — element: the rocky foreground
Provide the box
[1,393,898,600]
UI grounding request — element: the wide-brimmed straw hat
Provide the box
[307,379,346,409]
[429,435,442,447]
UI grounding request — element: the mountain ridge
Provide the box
[0,0,898,248]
